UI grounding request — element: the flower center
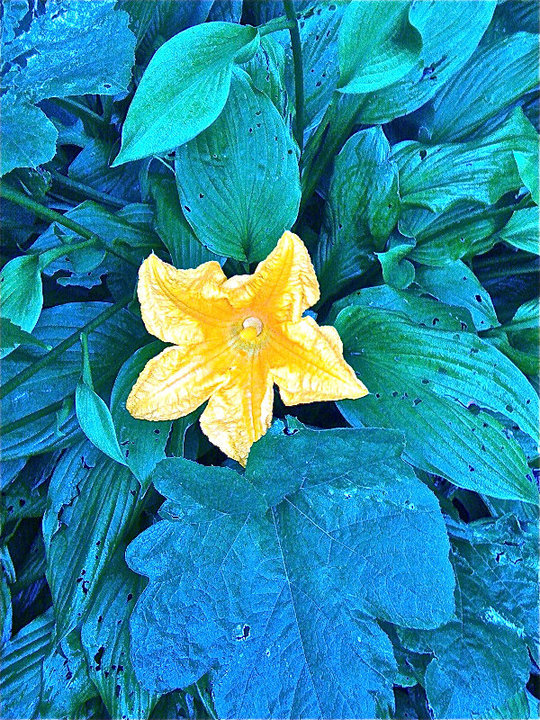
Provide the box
[240,316,263,341]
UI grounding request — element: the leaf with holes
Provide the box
[335,303,538,503]
[175,69,300,261]
[126,426,455,718]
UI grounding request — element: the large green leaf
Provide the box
[0,254,43,358]
[243,35,289,120]
[427,31,539,142]
[175,69,300,261]
[399,515,538,717]
[314,126,399,301]
[335,304,538,503]
[3,0,135,102]
[395,108,537,215]
[355,1,496,124]
[496,206,539,255]
[114,22,259,165]
[42,440,142,640]
[127,427,455,718]
[338,1,422,94]
[0,611,54,719]
[1,303,146,460]
[149,175,221,269]
[0,98,58,177]
[81,545,160,720]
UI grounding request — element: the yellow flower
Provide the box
[126,231,368,465]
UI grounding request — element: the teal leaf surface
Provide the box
[114,22,259,165]
[175,69,300,261]
[336,304,538,503]
[127,427,455,718]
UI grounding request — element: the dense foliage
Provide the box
[0,1,538,719]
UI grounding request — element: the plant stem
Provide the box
[258,15,296,37]
[283,0,305,153]
[0,183,138,267]
[49,170,126,209]
[0,295,131,401]
[52,97,109,131]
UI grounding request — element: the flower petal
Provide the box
[200,353,274,465]
[268,316,368,404]
[126,337,233,421]
[137,254,232,345]
[222,231,320,323]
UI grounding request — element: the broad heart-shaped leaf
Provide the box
[175,69,300,262]
[335,304,538,504]
[425,31,539,142]
[399,515,538,718]
[1,303,147,461]
[395,108,537,216]
[126,427,455,718]
[496,206,539,255]
[113,22,259,165]
[0,610,54,720]
[0,97,57,177]
[0,318,50,359]
[3,0,135,102]
[0,253,42,353]
[354,0,496,124]
[81,544,160,720]
[110,343,172,487]
[338,1,422,94]
[42,440,142,641]
[314,126,399,302]
[148,175,222,270]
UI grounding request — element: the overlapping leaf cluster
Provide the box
[0,1,538,719]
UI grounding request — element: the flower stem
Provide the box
[0,182,138,267]
[49,170,126,209]
[283,0,305,153]
[52,97,109,131]
[0,295,131,401]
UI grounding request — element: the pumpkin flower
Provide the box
[126,231,368,465]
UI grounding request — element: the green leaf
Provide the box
[4,0,135,102]
[151,457,267,518]
[355,1,496,124]
[335,305,538,503]
[42,440,142,641]
[514,149,540,204]
[427,31,539,141]
[0,98,57,177]
[175,69,300,261]
[0,318,50,359]
[113,22,259,165]
[415,260,499,332]
[395,108,537,215]
[0,611,54,719]
[402,201,512,266]
[0,255,43,344]
[338,1,422,94]
[39,630,98,719]
[496,206,539,255]
[81,545,160,720]
[110,343,172,486]
[399,515,538,717]
[376,235,416,290]
[243,35,289,119]
[1,303,146,461]
[314,126,399,301]
[75,383,127,466]
[127,427,455,717]
[149,175,221,269]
